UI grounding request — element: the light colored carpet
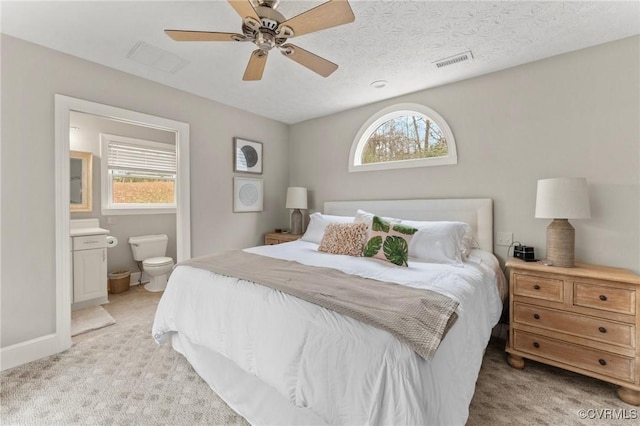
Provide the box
[2,286,637,425]
[2,286,248,426]
[70,305,116,337]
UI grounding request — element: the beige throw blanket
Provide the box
[181,250,459,359]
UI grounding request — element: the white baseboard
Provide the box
[1,333,71,372]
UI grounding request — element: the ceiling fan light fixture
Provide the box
[370,80,388,89]
[256,31,276,50]
[165,0,355,80]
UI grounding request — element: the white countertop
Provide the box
[70,227,110,237]
[70,218,109,237]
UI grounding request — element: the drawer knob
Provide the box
[533,284,541,290]
[599,295,607,301]
[533,313,540,320]
[598,359,607,366]
[598,326,607,333]
[533,342,540,348]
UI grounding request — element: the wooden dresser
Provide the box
[505,258,640,405]
[264,232,301,245]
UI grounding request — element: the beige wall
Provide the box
[289,36,640,273]
[2,32,638,352]
[1,35,290,347]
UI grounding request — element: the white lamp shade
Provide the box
[535,178,591,219]
[286,187,308,209]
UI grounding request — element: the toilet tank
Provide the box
[128,234,168,261]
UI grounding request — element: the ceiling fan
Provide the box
[165,0,355,81]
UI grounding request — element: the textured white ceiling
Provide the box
[2,1,639,124]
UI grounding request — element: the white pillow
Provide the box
[301,212,354,244]
[402,220,471,266]
[354,209,401,226]
[354,209,402,238]
[461,235,480,258]
[404,219,480,259]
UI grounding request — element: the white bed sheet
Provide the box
[152,240,503,425]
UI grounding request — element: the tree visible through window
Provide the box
[361,115,447,164]
[349,103,457,172]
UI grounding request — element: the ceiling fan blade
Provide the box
[280,44,338,77]
[243,50,268,81]
[280,0,355,38]
[227,0,260,21]
[165,30,239,42]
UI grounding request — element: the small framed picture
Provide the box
[234,137,263,174]
[233,177,263,212]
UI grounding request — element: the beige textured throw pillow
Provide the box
[318,223,369,256]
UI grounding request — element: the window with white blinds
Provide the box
[101,133,177,214]
[107,141,176,179]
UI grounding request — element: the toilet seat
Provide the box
[143,256,173,267]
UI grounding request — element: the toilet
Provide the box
[128,234,174,292]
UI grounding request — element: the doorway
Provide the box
[54,95,190,351]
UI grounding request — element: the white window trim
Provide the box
[349,103,457,172]
[100,133,177,215]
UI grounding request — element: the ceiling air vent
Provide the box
[126,41,189,74]
[433,50,474,69]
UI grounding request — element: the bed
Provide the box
[152,198,506,425]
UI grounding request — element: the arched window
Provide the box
[349,103,457,172]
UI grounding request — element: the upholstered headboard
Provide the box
[323,198,493,252]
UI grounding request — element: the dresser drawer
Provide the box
[513,330,635,383]
[265,237,280,245]
[514,302,635,349]
[73,235,107,251]
[574,282,636,315]
[513,273,564,302]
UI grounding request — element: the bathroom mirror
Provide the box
[70,150,92,212]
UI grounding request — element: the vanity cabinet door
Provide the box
[73,248,107,303]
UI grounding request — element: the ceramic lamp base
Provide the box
[546,219,575,267]
[291,209,303,235]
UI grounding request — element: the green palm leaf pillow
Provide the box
[363,216,418,266]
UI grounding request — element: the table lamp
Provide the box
[535,177,591,267]
[286,187,307,235]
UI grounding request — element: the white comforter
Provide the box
[152,241,503,425]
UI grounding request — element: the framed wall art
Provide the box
[234,137,263,174]
[233,176,263,212]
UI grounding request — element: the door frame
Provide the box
[53,95,190,353]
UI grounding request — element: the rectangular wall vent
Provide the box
[433,50,474,69]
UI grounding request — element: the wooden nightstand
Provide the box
[505,258,640,405]
[264,232,301,245]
